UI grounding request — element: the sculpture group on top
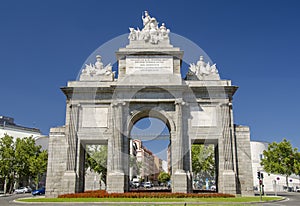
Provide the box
[80,12,220,82]
[79,55,115,81]
[128,11,170,44]
[187,56,220,80]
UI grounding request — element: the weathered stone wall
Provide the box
[45,127,67,197]
[235,125,254,196]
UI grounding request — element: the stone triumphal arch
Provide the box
[46,12,253,197]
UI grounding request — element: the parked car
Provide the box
[14,186,32,194]
[144,182,152,188]
[132,181,140,188]
[32,187,45,196]
[130,181,139,188]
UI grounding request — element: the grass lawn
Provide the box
[18,196,282,203]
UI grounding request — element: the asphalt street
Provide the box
[262,192,300,206]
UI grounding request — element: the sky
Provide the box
[1,0,300,155]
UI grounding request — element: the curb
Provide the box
[0,194,12,197]
[13,196,286,205]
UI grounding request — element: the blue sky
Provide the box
[1,0,300,152]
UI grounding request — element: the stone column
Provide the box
[112,101,126,172]
[172,98,188,193]
[218,103,237,194]
[175,98,185,173]
[221,104,233,171]
[229,103,237,172]
[76,142,85,193]
[107,101,126,193]
[63,104,79,194]
[66,104,79,171]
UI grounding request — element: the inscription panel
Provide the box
[82,107,108,128]
[126,56,173,74]
[191,106,217,127]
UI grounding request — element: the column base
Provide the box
[106,171,125,193]
[62,171,76,194]
[221,171,237,194]
[172,171,188,193]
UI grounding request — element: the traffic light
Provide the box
[257,171,261,179]
[261,173,264,179]
[259,180,263,185]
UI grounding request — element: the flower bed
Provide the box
[58,190,235,198]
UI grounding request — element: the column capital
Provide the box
[219,102,231,107]
[112,100,126,107]
[69,103,81,108]
[174,98,186,106]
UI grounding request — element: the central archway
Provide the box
[128,109,173,135]
[127,109,174,191]
[129,117,170,189]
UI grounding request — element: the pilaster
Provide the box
[172,98,189,193]
[107,101,126,193]
[63,104,80,194]
[218,103,237,194]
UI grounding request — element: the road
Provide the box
[262,192,300,206]
[0,193,31,206]
[1,192,300,205]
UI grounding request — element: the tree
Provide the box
[85,145,108,187]
[14,137,42,187]
[0,134,15,194]
[261,138,298,188]
[191,144,215,180]
[29,150,48,189]
[158,172,170,184]
[294,152,300,177]
[0,135,47,193]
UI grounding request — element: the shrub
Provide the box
[58,190,235,199]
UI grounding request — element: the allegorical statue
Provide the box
[94,55,104,71]
[142,11,152,30]
[128,11,170,44]
[79,55,114,81]
[188,56,220,80]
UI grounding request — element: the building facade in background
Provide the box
[0,116,41,139]
[131,139,165,184]
[251,141,300,192]
[0,115,48,150]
